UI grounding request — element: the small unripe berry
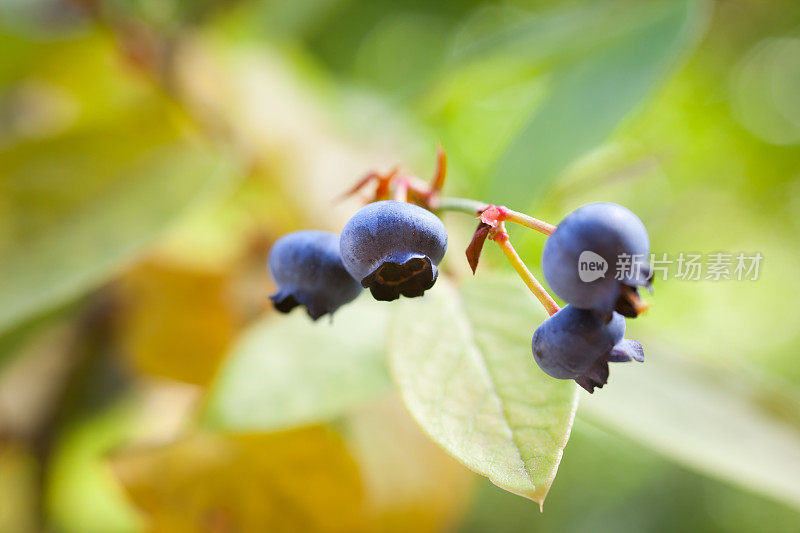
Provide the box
[268,231,362,320]
[532,305,643,392]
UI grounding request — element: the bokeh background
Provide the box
[1,0,800,531]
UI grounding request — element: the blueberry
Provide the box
[531,305,644,392]
[542,202,651,317]
[340,200,448,301]
[268,230,362,320]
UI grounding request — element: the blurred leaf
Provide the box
[452,1,685,65]
[204,296,391,431]
[0,442,38,533]
[352,13,452,96]
[460,420,800,533]
[0,299,77,369]
[46,403,144,533]
[344,395,474,532]
[111,428,365,533]
[388,275,578,506]
[118,261,238,386]
[0,137,238,338]
[252,0,352,40]
[0,319,75,437]
[487,0,706,206]
[451,2,613,62]
[580,348,800,510]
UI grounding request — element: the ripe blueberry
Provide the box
[340,200,448,301]
[542,202,651,317]
[531,305,644,392]
[268,230,362,320]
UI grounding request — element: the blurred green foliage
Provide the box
[1,0,800,531]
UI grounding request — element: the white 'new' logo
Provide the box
[578,251,607,282]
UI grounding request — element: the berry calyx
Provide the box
[338,147,448,209]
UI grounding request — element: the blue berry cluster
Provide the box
[268,190,651,393]
[534,203,652,392]
[267,201,448,319]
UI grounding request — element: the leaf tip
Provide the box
[529,486,550,512]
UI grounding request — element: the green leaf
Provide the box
[46,402,144,533]
[388,275,578,506]
[0,138,237,338]
[488,0,707,206]
[452,1,647,64]
[580,349,800,510]
[204,296,392,431]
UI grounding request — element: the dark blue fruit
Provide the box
[340,200,447,301]
[268,230,362,320]
[542,202,651,317]
[532,305,644,392]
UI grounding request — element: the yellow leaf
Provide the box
[118,261,238,385]
[0,443,38,533]
[110,428,365,533]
